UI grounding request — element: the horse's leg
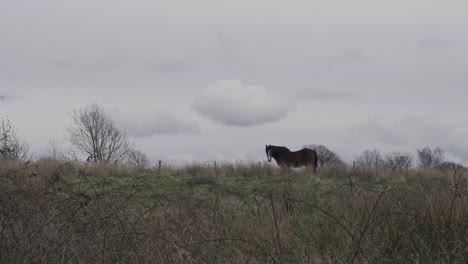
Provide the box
[301,163,309,176]
[279,164,291,177]
[307,161,316,176]
[313,155,318,174]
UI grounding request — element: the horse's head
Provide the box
[265,145,272,162]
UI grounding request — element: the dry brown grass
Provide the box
[1,160,468,263]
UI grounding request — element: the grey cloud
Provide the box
[347,117,468,164]
[211,29,255,73]
[50,56,192,73]
[193,80,295,127]
[316,49,369,66]
[118,111,200,138]
[349,117,445,147]
[338,49,369,63]
[293,87,356,102]
[2,0,468,162]
[445,145,468,164]
[357,117,407,146]
[212,30,240,67]
[0,89,22,103]
[416,35,456,51]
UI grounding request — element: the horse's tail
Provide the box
[314,150,318,173]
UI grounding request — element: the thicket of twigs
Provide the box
[1,159,468,263]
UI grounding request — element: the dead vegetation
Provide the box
[1,159,468,263]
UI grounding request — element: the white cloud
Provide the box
[193,80,295,127]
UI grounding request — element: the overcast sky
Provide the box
[1,0,468,165]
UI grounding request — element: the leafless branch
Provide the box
[66,104,130,165]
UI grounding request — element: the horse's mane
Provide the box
[274,146,290,151]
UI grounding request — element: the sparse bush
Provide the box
[38,140,68,161]
[384,152,413,172]
[355,149,384,168]
[437,161,465,173]
[2,160,468,263]
[0,116,29,161]
[127,148,150,170]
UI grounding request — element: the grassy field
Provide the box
[1,159,468,263]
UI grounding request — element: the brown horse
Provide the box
[265,145,318,173]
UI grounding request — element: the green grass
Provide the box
[1,160,468,263]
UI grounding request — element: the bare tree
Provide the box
[303,144,343,168]
[417,146,445,169]
[0,117,29,161]
[127,148,150,170]
[66,104,130,164]
[355,149,384,168]
[384,152,413,172]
